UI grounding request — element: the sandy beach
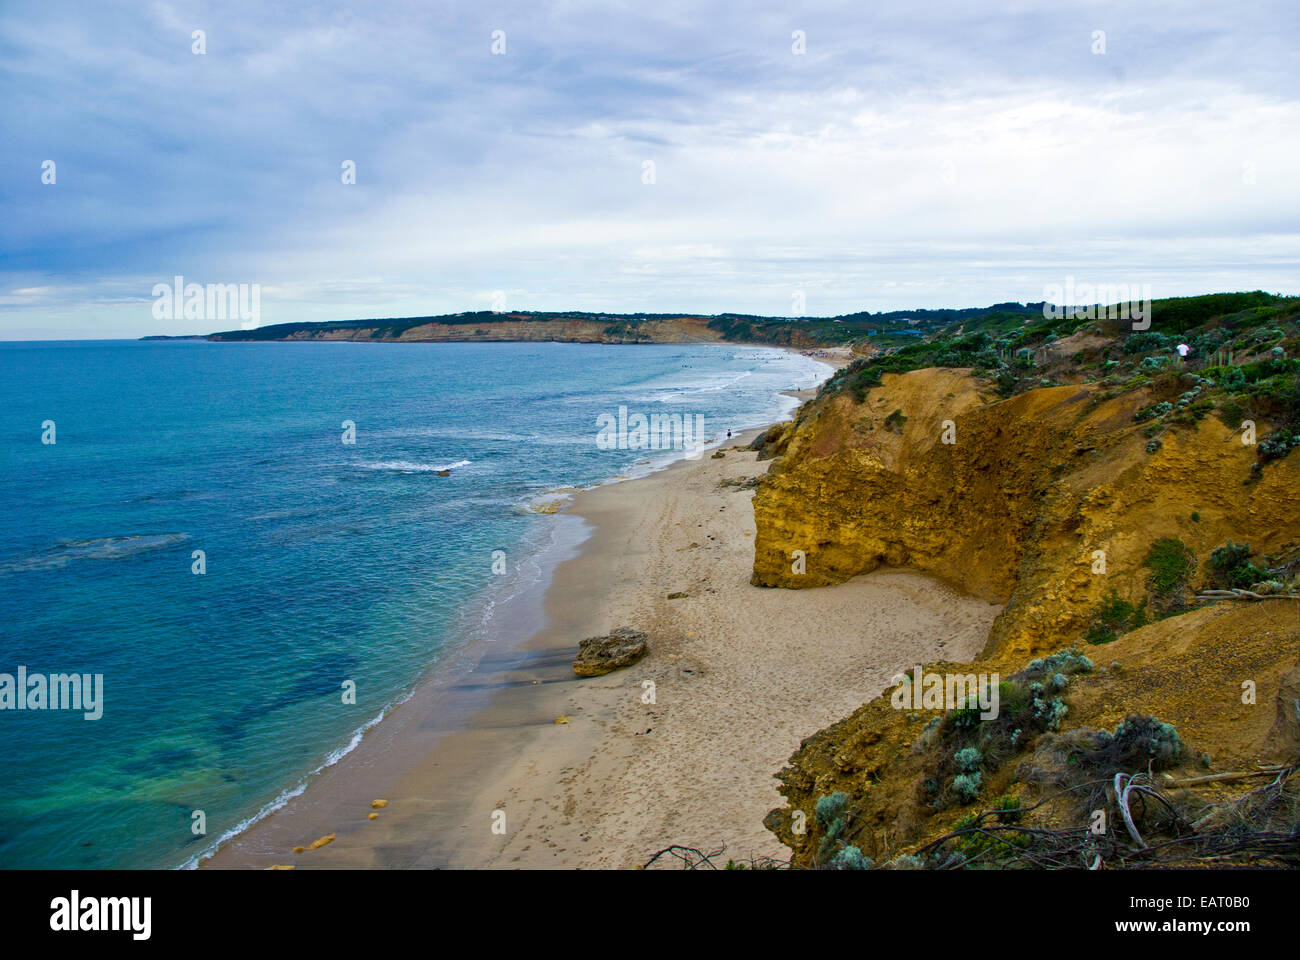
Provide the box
[451,432,1001,868]
[202,375,999,869]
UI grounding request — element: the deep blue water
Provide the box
[0,339,827,868]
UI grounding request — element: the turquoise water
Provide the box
[0,340,827,868]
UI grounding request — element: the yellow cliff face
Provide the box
[751,367,1300,661]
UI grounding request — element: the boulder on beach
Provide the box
[572,627,649,677]
[749,423,794,460]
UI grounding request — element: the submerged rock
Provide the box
[572,627,649,677]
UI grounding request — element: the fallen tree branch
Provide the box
[640,844,726,870]
[1196,589,1300,602]
[1164,768,1289,788]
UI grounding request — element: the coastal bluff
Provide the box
[751,364,1300,868]
[750,366,1299,662]
[226,314,728,344]
[184,311,853,349]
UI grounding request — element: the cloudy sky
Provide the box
[2,0,1298,338]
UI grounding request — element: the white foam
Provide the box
[176,693,415,870]
[360,459,471,473]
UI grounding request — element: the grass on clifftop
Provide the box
[817,291,1300,469]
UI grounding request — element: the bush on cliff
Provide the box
[951,772,982,804]
[1085,589,1148,645]
[825,845,873,870]
[1021,649,1094,680]
[953,747,982,773]
[1079,715,1187,772]
[814,791,866,867]
[1207,540,1269,589]
[1143,537,1197,611]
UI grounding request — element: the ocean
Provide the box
[0,339,828,869]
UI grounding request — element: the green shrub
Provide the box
[1028,683,1068,730]
[815,792,849,832]
[1085,589,1147,644]
[1207,540,1269,588]
[952,811,1030,860]
[1134,400,1172,423]
[883,408,907,433]
[994,370,1019,397]
[1216,398,1245,429]
[953,747,982,773]
[1124,332,1169,354]
[952,772,982,804]
[1023,649,1094,678]
[826,845,873,870]
[1144,537,1197,608]
[888,853,926,869]
[992,794,1024,824]
[1220,366,1247,391]
[1258,429,1300,464]
[1103,715,1186,769]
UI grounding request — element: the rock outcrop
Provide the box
[748,422,795,461]
[572,628,649,677]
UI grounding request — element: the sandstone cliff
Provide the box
[753,365,1300,867]
[751,367,1299,661]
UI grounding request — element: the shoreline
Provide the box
[202,357,1003,869]
[196,346,836,869]
[197,342,831,869]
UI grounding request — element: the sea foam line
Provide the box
[360,459,471,473]
[176,693,414,870]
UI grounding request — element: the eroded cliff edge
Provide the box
[751,367,1297,662]
[752,363,1300,868]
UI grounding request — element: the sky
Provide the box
[2,0,1298,339]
